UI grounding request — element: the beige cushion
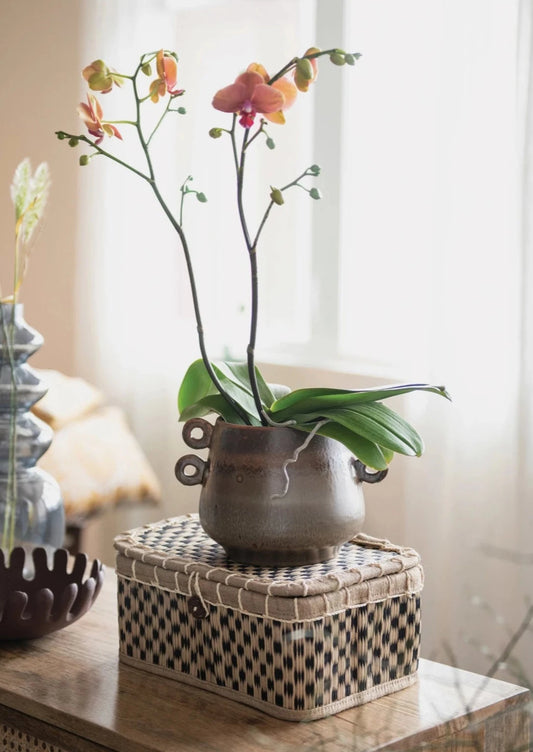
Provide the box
[33,369,104,429]
[33,371,161,518]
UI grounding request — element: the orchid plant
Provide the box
[57,47,449,471]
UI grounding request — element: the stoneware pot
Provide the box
[175,418,387,566]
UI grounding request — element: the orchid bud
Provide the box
[209,128,223,139]
[56,132,67,140]
[266,137,275,150]
[177,107,186,114]
[141,63,152,76]
[309,187,322,200]
[296,58,314,81]
[309,164,321,176]
[68,137,79,147]
[294,49,319,92]
[344,54,356,66]
[83,60,113,93]
[79,155,90,166]
[330,52,346,66]
[196,192,207,203]
[270,187,284,206]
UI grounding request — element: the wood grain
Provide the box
[0,575,529,752]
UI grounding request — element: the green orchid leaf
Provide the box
[268,382,291,401]
[178,359,260,423]
[178,359,217,413]
[270,382,450,420]
[179,394,253,424]
[214,361,275,407]
[318,404,423,456]
[299,421,389,470]
[380,445,395,464]
[354,402,423,454]
[179,359,288,426]
[275,400,423,458]
[212,375,262,423]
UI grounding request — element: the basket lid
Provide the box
[114,515,422,621]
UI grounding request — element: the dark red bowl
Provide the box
[0,547,104,640]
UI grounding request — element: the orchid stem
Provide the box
[268,48,346,86]
[252,169,313,249]
[129,66,250,424]
[146,97,172,146]
[243,121,265,150]
[233,127,268,426]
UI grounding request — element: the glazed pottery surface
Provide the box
[0,303,64,569]
[175,418,387,566]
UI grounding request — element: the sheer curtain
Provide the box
[338,0,531,676]
[517,0,533,674]
[75,0,533,678]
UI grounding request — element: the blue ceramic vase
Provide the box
[0,303,64,564]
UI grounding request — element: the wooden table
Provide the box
[0,575,529,752]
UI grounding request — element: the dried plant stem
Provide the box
[0,304,18,555]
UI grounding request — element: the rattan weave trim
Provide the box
[116,553,424,621]
[119,653,417,721]
[1,724,68,752]
[114,515,421,598]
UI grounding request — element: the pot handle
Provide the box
[182,418,213,450]
[353,459,389,485]
[175,454,207,486]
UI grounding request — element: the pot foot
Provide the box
[224,545,340,567]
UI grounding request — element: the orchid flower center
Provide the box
[239,101,256,128]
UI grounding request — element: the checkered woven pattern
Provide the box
[132,516,395,579]
[118,578,420,718]
[1,725,68,752]
[115,515,422,720]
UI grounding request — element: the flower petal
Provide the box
[250,83,284,114]
[272,77,297,109]
[264,110,286,125]
[234,71,266,100]
[149,79,166,103]
[246,62,269,82]
[77,102,94,126]
[163,55,178,90]
[89,94,103,120]
[212,81,247,113]
[103,123,123,140]
[155,50,165,78]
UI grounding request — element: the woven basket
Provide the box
[114,515,423,721]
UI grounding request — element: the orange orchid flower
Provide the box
[212,71,284,128]
[149,50,184,103]
[77,94,123,145]
[82,59,124,94]
[246,63,297,125]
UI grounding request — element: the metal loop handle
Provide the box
[353,459,389,485]
[175,454,207,486]
[182,418,213,450]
